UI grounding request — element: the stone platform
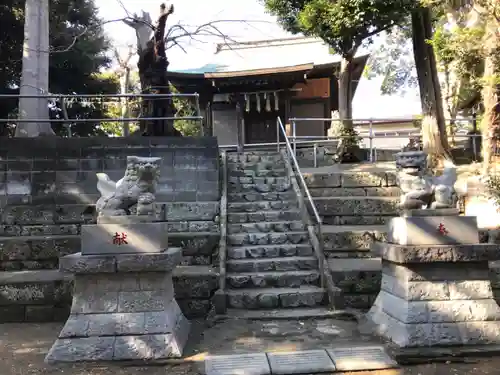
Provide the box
[45,248,190,362]
[367,242,500,347]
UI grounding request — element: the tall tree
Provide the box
[0,0,116,136]
[411,5,452,163]
[263,0,415,130]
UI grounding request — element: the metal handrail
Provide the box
[275,116,342,307]
[276,117,322,227]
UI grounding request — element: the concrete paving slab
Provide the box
[327,345,398,371]
[267,350,336,374]
[205,353,270,375]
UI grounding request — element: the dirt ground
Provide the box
[3,321,500,375]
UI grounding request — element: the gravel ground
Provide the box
[3,322,500,375]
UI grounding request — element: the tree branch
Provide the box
[165,20,275,52]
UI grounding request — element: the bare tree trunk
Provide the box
[16,0,54,137]
[337,56,354,130]
[480,18,499,173]
[411,7,451,165]
[124,4,180,136]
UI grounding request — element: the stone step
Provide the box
[307,186,400,198]
[0,224,80,237]
[312,196,399,217]
[0,270,72,323]
[228,232,309,246]
[327,258,382,310]
[303,171,397,189]
[226,286,326,309]
[226,270,321,288]
[228,182,293,194]
[224,307,346,320]
[228,244,314,259]
[228,210,302,224]
[228,201,298,213]
[226,256,318,272]
[228,221,306,234]
[228,176,290,189]
[226,152,283,164]
[322,215,394,226]
[228,191,296,202]
[227,169,287,178]
[227,160,286,169]
[322,225,387,254]
[0,234,80,271]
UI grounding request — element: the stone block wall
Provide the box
[0,137,220,322]
[303,171,399,225]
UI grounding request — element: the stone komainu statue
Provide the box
[96,156,161,217]
[396,151,458,210]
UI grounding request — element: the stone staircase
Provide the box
[225,151,327,312]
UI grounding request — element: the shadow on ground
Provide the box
[3,320,500,375]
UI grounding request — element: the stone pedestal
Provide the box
[45,247,190,362]
[81,222,168,255]
[388,216,479,245]
[367,241,500,347]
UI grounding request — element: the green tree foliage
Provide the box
[365,24,419,95]
[0,0,117,136]
[170,84,201,137]
[263,0,416,131]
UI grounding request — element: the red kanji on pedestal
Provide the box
[112,232,128,245]
[437,223,448,235]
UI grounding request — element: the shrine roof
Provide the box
[168,36,369,79]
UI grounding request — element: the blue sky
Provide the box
[95,0,422,119]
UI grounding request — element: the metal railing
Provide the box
[285,116,483,165]
[275,116,328,287]
[0,93,204,136]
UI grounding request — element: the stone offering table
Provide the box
[366,209,500,347]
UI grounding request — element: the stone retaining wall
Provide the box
[330,229,500,310]
[0,137,221,322]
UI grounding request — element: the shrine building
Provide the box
[166,36,369,146]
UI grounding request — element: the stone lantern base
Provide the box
[45,248,190,362]
[367,242,500,347]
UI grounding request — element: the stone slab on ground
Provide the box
[327,345,398,371]
[388,216,479,245]
[267,350,336,374]
[205,353,270,375]
[81,223,168,255]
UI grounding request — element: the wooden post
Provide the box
[236,96,244,152]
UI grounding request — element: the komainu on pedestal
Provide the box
[365,151,500,348]
[45,156,190,363]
